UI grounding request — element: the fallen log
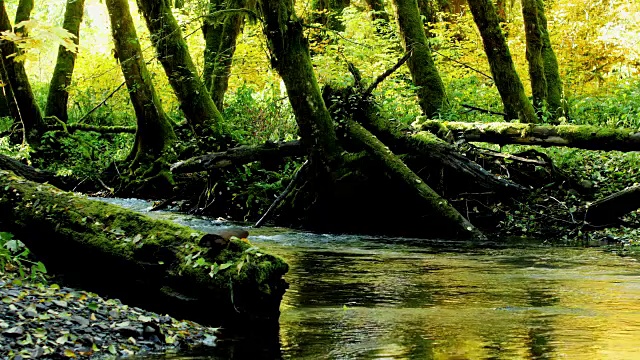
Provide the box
[47,123,137,134]
[171,140,303,174]
[585,184,640,226]
[346,120,486,240]
[0,154,71,190]
[0,170,288,328]
[415,119,640,152]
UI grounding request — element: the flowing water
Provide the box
[103,199,640,359]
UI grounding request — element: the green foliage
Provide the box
[0,232,48,284]
[222,84,298,144]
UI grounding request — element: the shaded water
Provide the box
[103,199,640,359]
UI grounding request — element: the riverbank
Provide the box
[0,271,219,359]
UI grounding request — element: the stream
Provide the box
[102,199,640,359]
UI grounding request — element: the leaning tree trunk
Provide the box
[522,0,546,112]
[0,1,45,146]
[105,0,176,169]
[45,0,85,122]
[393,0,447,117]
[537,0,566,120]
[136,0,224,144]
[208,0,245,110]
[466,0,538,123]
[258,0,341,175]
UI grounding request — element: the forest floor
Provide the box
[0,271,219,359]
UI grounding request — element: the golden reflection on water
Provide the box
[273,247,640,359]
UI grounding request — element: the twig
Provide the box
[461,103,507,117]
[474,147,547,165]
[432,49,493,81]
[255,160,308,228]
[364,51,412,96]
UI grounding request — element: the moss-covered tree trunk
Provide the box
[258,0,341,176]
[206,0,245,110]
[0,169,288,328]
[202,0,223,95]
[466,0,538,123]
[522,0,546,111]
[105,0,176,169]
[393,0,447,117]
[0,1,45,146]
[136,0,224,143]
[45,0,85,122]
[537,0,566,119]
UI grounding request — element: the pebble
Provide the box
[0,274,219,359]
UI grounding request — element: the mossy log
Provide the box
[0,170,288,328]
[416,119,640,152]
[170,140,303,174]
[346,120,485,240]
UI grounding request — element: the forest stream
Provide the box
[101,198,640,360]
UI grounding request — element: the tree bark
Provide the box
[537,0,566,119]
[393,0,447,117]
[346,120,485,240]
[0,169,288,328]
[202,0,223,96]
[14,0,33,31]
[136,0,224,143]
[105,0,176,166]
[258,0,341,176]
[209,0,245,110]
[45,0,85,122]
[466,0,538,123]
[522,0,546,111]
[416,119,640,152]
[0,1,45,146]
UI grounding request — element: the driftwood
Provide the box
[416,119,640,152]
[171,140,303,174]
[585,185,640,226]
[0,170,288,328]
[346,120,485,240]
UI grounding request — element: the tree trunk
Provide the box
[45,0,85,122]
[136,0,224,143]
[537,0,566,119]
[0,169,288,328]
[466,0,538,123]
[0,1,45,146]
[105,0,176,167]
[522,0,546,111]
[209,0,245,110]
[258,0,341,176]
[14,0,33,30]
[496,0,507,23]
[346,120,485,239]
[416,119,640,152]
[311,0,351,31]
[393,0,447,117]
[365,0,390,23]
[202,0,223,95]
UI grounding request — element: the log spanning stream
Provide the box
[102,198,640,359]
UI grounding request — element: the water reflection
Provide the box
[95,199,640,359]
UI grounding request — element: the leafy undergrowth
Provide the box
[0,232,47,284]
